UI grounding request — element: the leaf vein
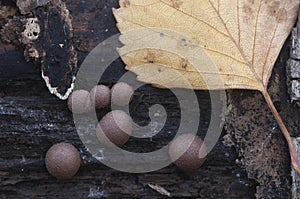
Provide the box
[149,63,256,81]
[208,0,264,90]
[160,0,229,38]
[252,0,263,66]
[204,48,246,65]
[262,22,279,86]
[237,0,241,45]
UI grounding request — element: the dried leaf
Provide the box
[114,0,299,91]
[113,1,300,174]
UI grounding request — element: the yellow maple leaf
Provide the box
[113,0,300,174]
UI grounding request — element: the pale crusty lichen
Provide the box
[22,18,40,44]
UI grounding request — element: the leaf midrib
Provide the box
[207,0,265,91]
[159,0,265,91]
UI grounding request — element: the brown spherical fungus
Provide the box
[169,134,207,171]
[67,90,91,113]
[90,85,111,109]
[111,82,134,106]
[45,142,81,180]
[96,110,132,147]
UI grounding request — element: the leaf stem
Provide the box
[262,90,300,175]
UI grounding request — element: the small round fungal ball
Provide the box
[169,134,207,171]
[90,85,111,109]
[111,82,134,106]
[96,110,132,147]
[45,142,81,180]
[67,90,91,113]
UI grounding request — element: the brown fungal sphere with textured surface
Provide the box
[111,82,134,106]
[168,134,207,171]
[45,142,81,180]
[96,110,132,147]
[67,90,91,113]
[90,85,111,109]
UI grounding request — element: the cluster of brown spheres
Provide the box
[45,82,134,179]
[45,82,207,179]
[67,82,134,147]
[67,82,134,114]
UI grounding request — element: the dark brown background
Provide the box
[1,0,299,198]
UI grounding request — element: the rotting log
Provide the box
[1,0,298,198]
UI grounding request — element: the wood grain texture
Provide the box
[4,0,298,198]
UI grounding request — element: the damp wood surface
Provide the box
[0,0,299,198]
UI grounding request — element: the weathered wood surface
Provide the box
[0,49,256,198]
[1,0,296,198]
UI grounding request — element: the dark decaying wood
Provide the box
[0,49,256,198]
[1,0,297,198]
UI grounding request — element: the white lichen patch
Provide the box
[22,18,40,44]
[42,70,75,100]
